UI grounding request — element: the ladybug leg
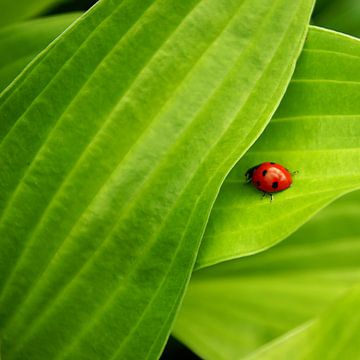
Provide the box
[292,170,299,176]
[261,192,273,202]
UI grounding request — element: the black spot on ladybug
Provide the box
[272,181,278,189]
[256,181,261,186]
[270,162,275,164]
[262,170,267,176]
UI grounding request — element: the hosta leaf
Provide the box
[249,285,360,360]
[313,0,360,38]
[196,26,360,269]
[174,190,360,360]
[312,0,331,15]
[0,0,315,359]
[0,13,81,92]
[0,0,69,28]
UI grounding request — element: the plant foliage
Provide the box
[175,190,360,359]
[0,0,359,359]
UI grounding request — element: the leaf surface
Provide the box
[0,0,314,358]
[196,26,360,269]
[248,284,360,360]
[0,13,81,92]
[174,190,360,359]
[313,0,360,38]
[0,0,69,28]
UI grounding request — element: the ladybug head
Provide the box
[245,164,260,183]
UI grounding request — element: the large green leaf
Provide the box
[0,0,314,358]
[0,13,81,92]
[174,190,360,359]
[196,26,360,269]
[0,0,69,28]
[248,285,360,360]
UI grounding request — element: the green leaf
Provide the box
[313,0,360,38]
[196,26,360,269]
[174,190,360,360]
[246,325,311,360]
[248,284,360,360]
[0,13,81,92]
[0,0,315,359]
[0,0,69,28]
[312,0,332,16]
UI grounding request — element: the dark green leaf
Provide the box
[0,0,69,28]
[313,0,360,38]
[0,13,81,92]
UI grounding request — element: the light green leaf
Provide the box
[0,0,314,359]
[245,325,311,360]
[0,0,70,28]
[248,285,360,360]
[196,26,360,269]
[0,13,81,92]
[174,190,360,360]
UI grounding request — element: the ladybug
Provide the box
[245,162,295,201]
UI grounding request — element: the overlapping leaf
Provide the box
[174,190,360,359]
[0,0,314,358]
[0,13,80,92]
[196,26,360,269]
[249,284,360,360]
[313,0,360,38]
[0,0,66,27]
[0,0,69,28]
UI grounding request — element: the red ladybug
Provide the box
[245,162,294,201]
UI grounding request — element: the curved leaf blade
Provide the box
[196,26,360,269]
[174,190,360,359]
[0,0,315,359]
